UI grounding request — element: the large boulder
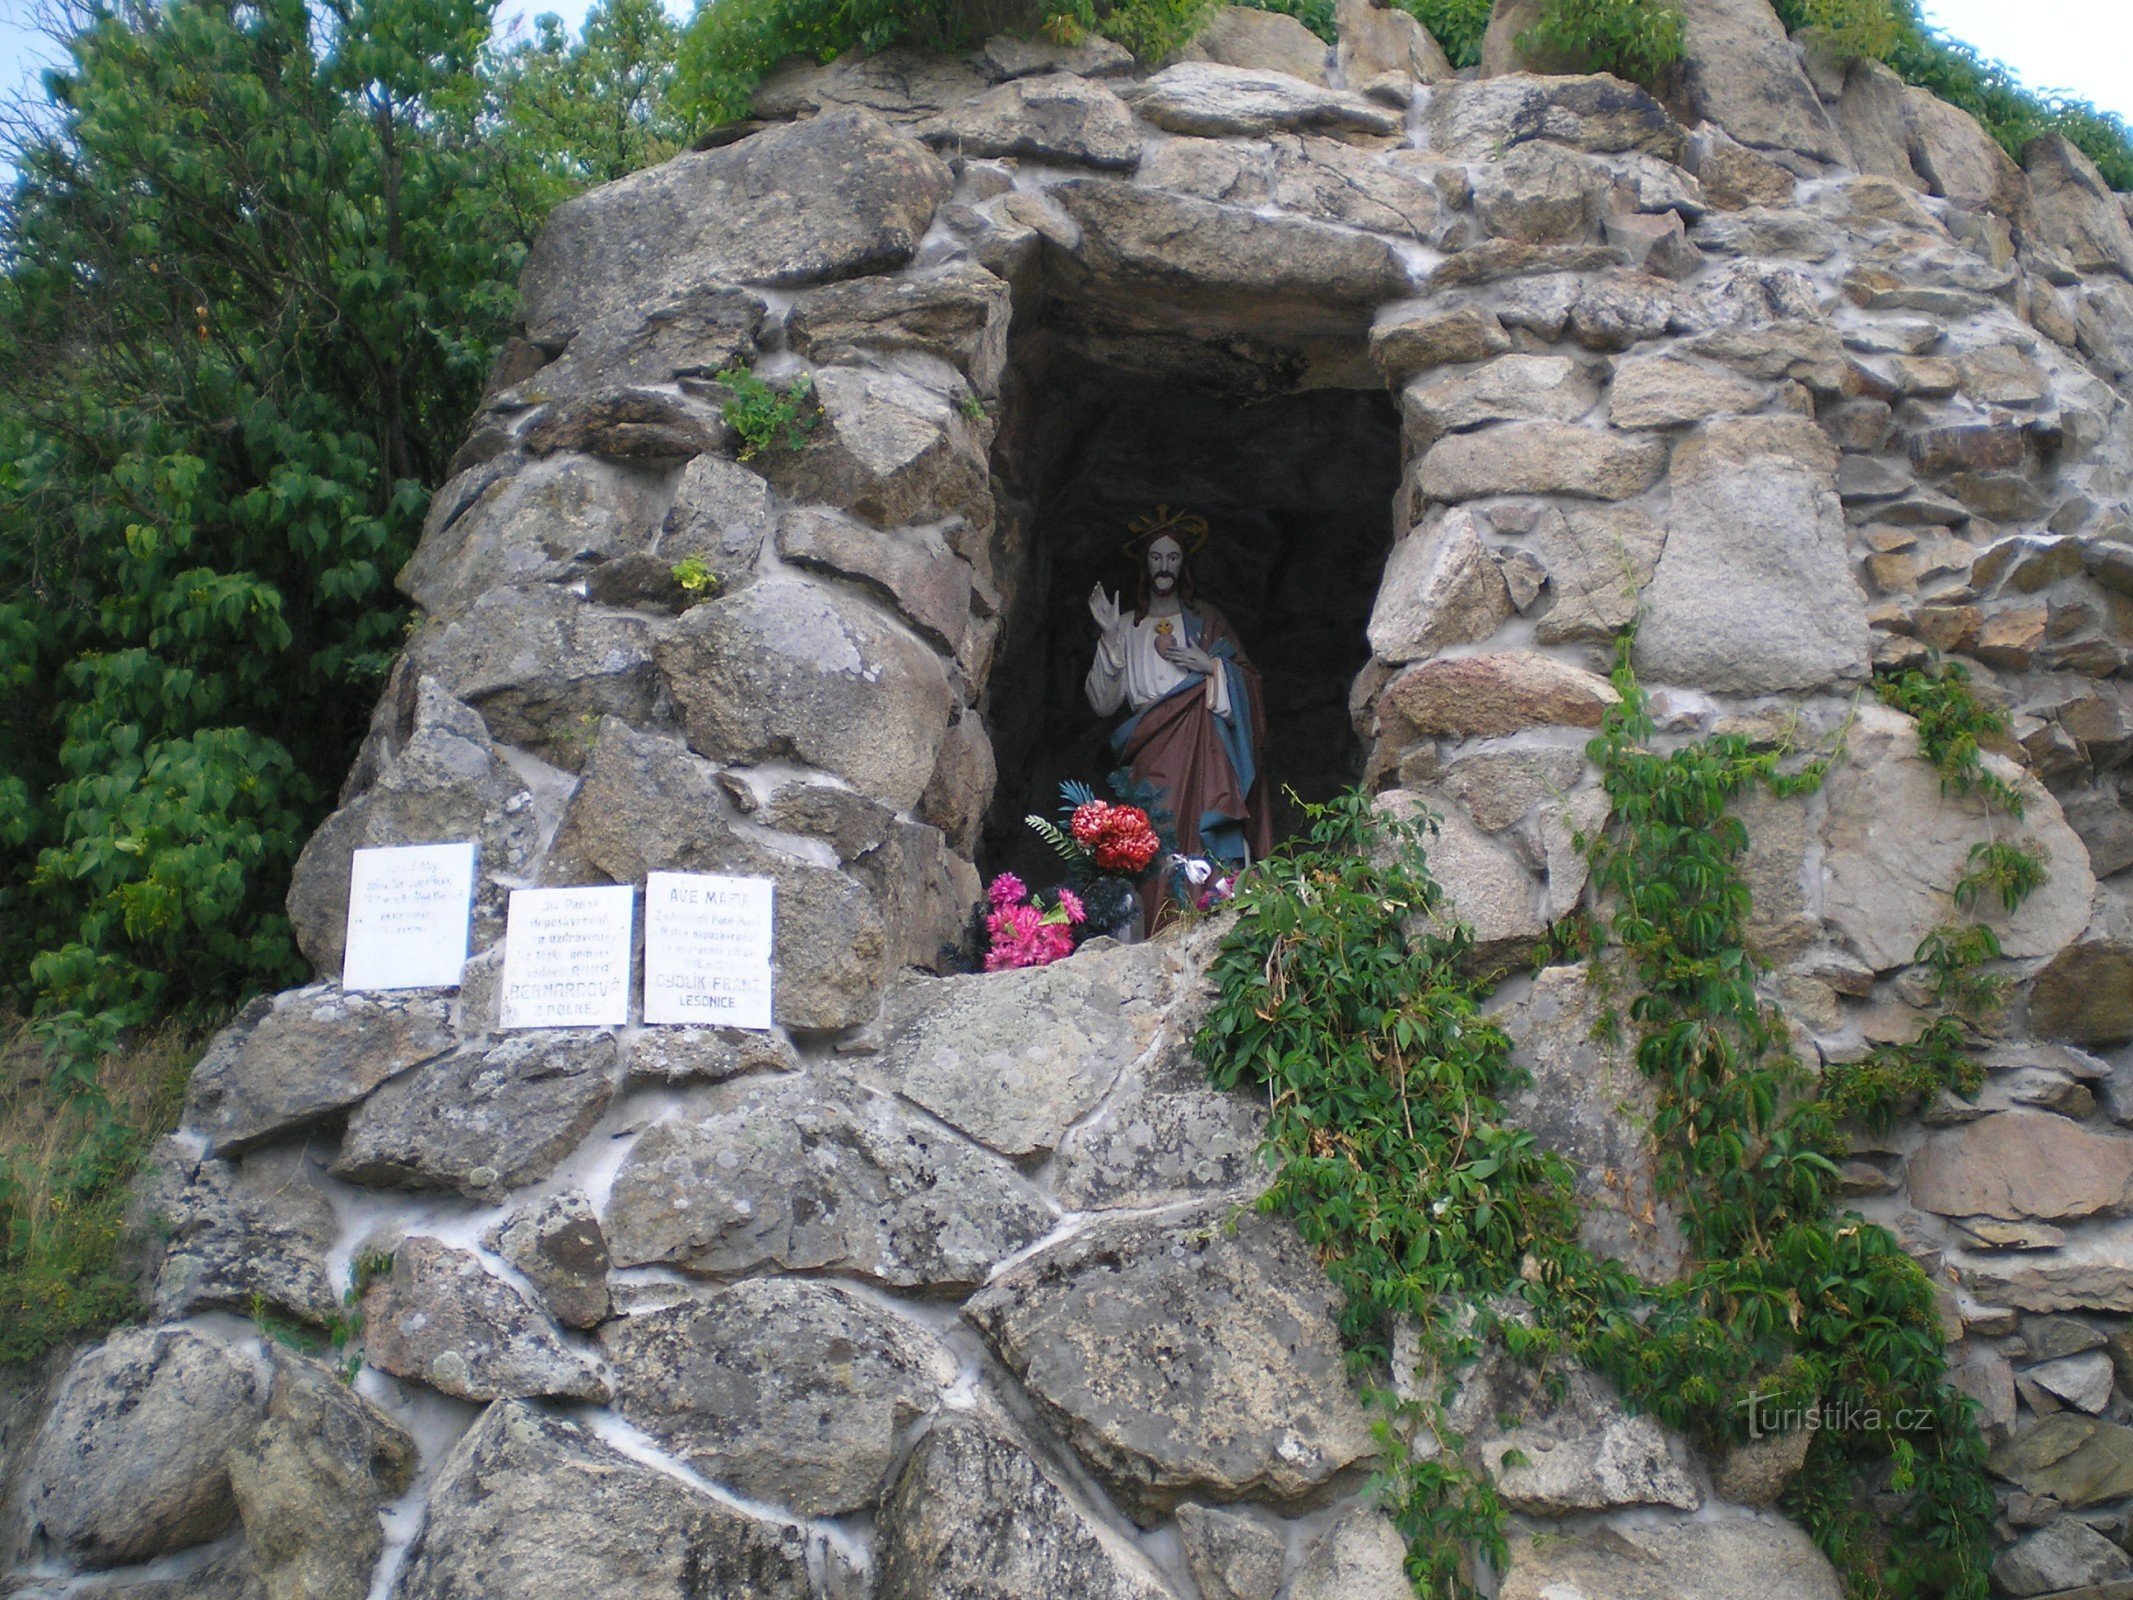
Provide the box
[1819,704,2094,972]
[285,679,538,975]
[602,1072,1052,1291]
[1522,503,1668,645]
[1121,63,1396,140]
[542,718,898,1031]
[776,504,973,653]
[923,73,1141,169]
[488,1191,611,1331]
[762,364,992,536]
[1366,508,1516,662]
[964,1205,1376,1522]
[181,985,453,1157]
[1377,651,1621,743]
[1635,416,1869,693]
[786,262,1012,396]
[389,1402,811,1600]
[873,942,1172,1158]
[2032,934,2133,1048]
[1416,421,1667,500]
[226,1348,417,1600]
[133,1140,340,1327]
[360,1237,608,1403]
[1285,1507,1410,1600]
[598,1278,956,1515]
[1910,1110,2133,1224]
[1494,964,1687,1278]
[658,576,953,813]
[12,1328,263,1569]
[333,1032,619,1201]
[1499,1512,1843,1600]
[1673,0,1845,163]
[1182,6,1331,83]
[875,1415,1178,1600]
[1336,0,1453,100]
[519,109,951,345]
[1904,87,2031,220]
[2026,133,2133,279]
[1426,74,1686,162]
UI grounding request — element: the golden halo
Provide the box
[1122,505,1210,558]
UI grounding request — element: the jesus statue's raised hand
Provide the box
[1088,584,1123,640]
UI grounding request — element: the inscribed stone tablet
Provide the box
[500,884,636,1029]
[342,842,477,992]
[643,871,775,1030]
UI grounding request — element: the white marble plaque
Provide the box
[341,842,476,992]
[499,884,636,1029]
[643,872,775,1030]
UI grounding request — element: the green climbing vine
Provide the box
[1196,634,2003,1600]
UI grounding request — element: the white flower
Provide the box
[1172,855,1213,886]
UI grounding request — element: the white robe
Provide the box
[1085,612,1230,720]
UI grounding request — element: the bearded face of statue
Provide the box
[1138,533,1192,612]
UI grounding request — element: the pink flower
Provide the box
[987,872,1027,910]
[1056,888,1086,924]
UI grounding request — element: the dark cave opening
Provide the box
[979,343,1401,888]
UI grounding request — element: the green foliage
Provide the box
[1,0,673,1084]
[1196,636,1995,1597]
[1872,659,2025,817]
[1517,0,1684,87]
[715,367,819,460]
[1956,840,2046,916]
[671,554,717,599]
[1771,0,1900,63]
[1396,0,1494,68]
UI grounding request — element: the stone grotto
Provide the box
[7,0,2133,1596]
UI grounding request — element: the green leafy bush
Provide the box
[715,367,820,460]
[1517,0,1684,86]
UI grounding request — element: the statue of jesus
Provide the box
[1085,507,1273,874]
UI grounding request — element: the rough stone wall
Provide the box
[6,3,2133,1597]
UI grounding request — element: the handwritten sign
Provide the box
[643,871,775,1030]
[499,885,635,1029]
[341,842,476,992]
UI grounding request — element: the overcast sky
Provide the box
[0,0,2129,142]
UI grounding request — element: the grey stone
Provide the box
[1442,742,1589,832]
[1499,1513,1842,1600]
[1182,6,1330,83]
[397,452,675,618]
[659,576,952,813]
[1494,964,1688,1279]
[541,719,900,1031]
[763,364,992,537]
[626,1025,798,1086]
[389,1401,810,1600]
[1607,350,1767,427]
[1955,1219,2133,1313]
[964,1204,1375,1521]
[1377,651,1621,742]
[1993,1515,2133,1595]
[876,942,1170,1158]
[520,110,951,344]
[1270,137,1466,244]
[1526,502,1667,645]
[519,387,725,460]
[1404,354,1604,446]
[2032,936,2133,1048]
[1471,141,1606,245]
[59,1542,269,1599]
[2027,1350,2117,1413]
[979,31,1133,80]
[1675,0,1844,162]
[603,1072,1051,1291]
[1714,1425,1814,1507]
[1820,705,2094,972]
[1336,0,1453,100]
[182,984,453,1157]
[361,1236,606,1403]
[1286,1506,1409,1600]
[1908,1110,2133,1223]
[1990,1414,2133,1507]
[505,282,766,402]
[776,505,972,652]
[1124,64,1398,141]
[133,1140,339,1327]
[1416,421,1666,501]
[1052,1078,1268,1211]
[1636,416,1868,693]
[1176,1502,1285,1600]
[786,262,1012,394]
[1905,87,2031,220]
[1398,795,1549,961]
[652,452,775,593]
[1838,58,1923,189]
[402,582,663,771]
[598,1277,955,1515]
[285,679,537,976]
[919,709,997,857]
[751,45,987,125]
[1695,122,1799,208]
[1370,302,1512,381]
[874,1415,1176,1600]
[1425,73,1686,162]
[333,1032,618,1201]
[488,1191,611,1330]
[13,1328,263,1569]
[925,73,1140,169]
[228,1347,416,1600]
[1366,509,1516,663]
